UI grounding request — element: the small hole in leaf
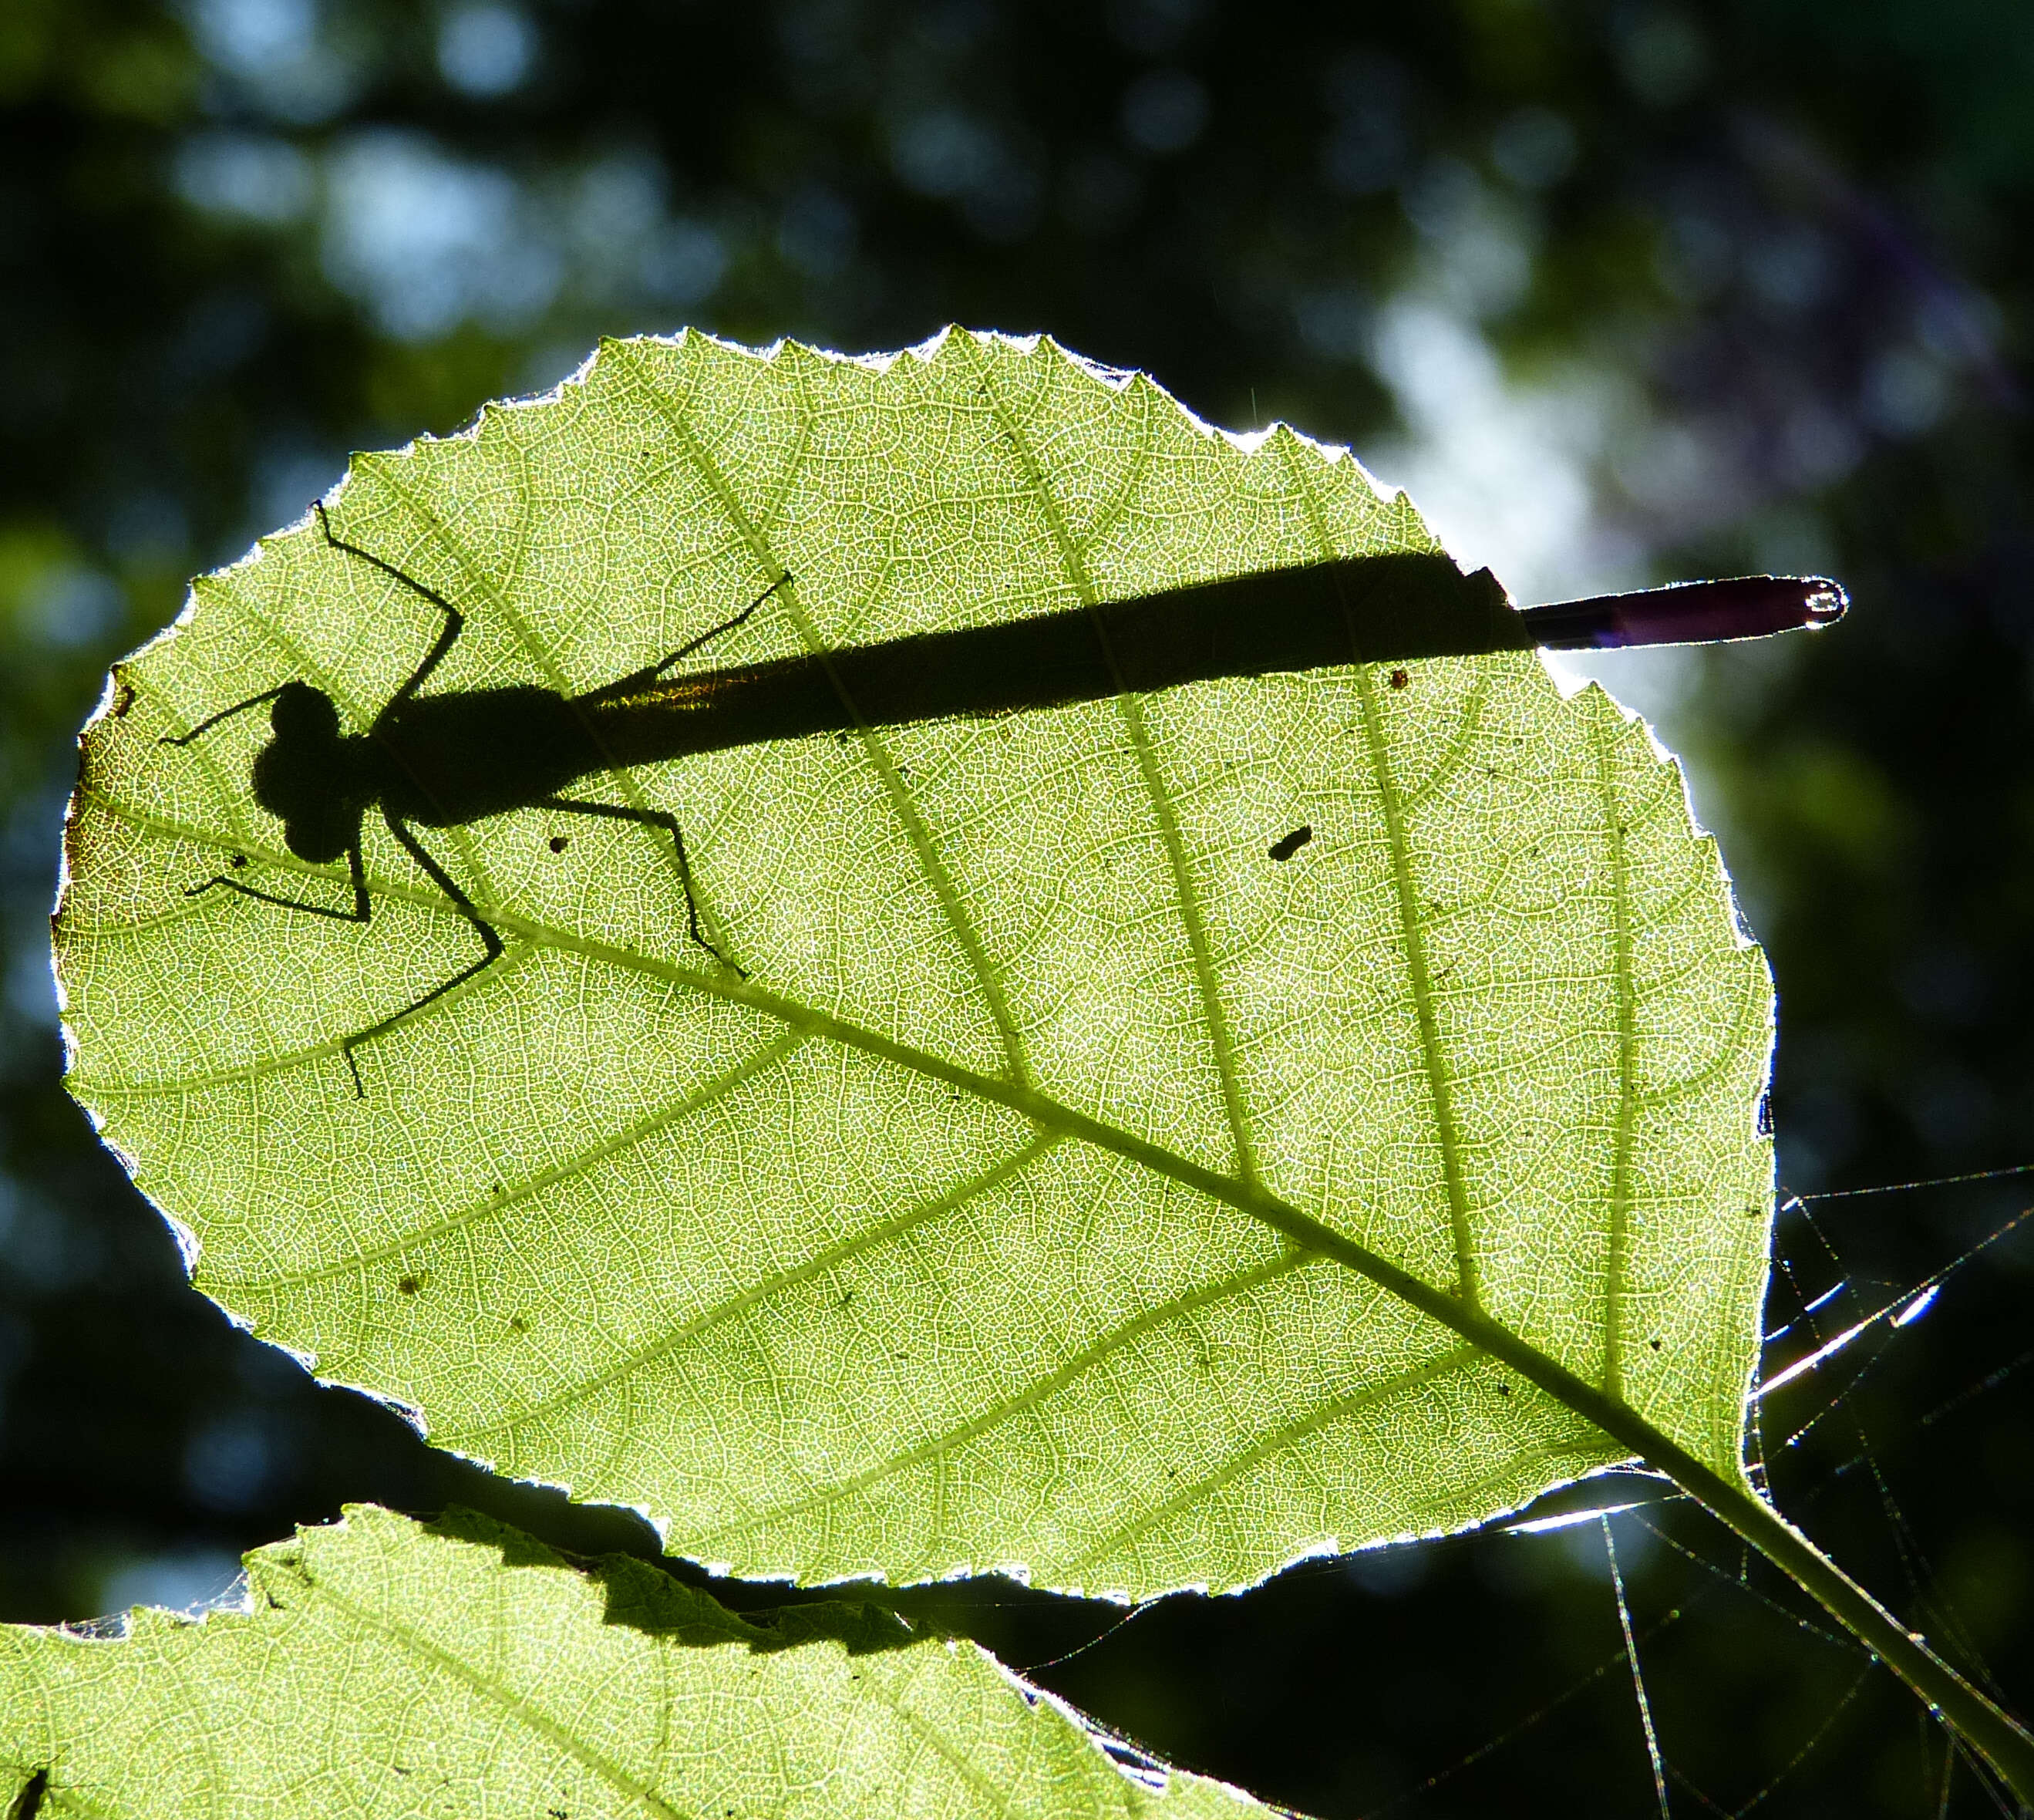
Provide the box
[549,834,570,854]
[231,854,248,868]
[1268,824,1312,862]
[1649,1338,1663,1351]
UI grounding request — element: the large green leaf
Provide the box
[57,329,1773,1595]
[0,1504,1260,1818]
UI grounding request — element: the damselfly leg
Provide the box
[554,566,791,974]
[315,500,468,703]
[537,795,746,976]
[343,806,506,1096]
[184,838,371,926]
[582,571,790,703]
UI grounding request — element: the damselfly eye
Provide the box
[271,680,339,743]
[281,807,354,865]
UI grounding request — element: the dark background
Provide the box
[3,1,2032,1813]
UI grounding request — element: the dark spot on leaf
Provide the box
[397,1275,421,1296]
[1649,1338,1663,1351]
[1268,824,1312,862]
[509,1315,530,1334]
[549,834,570,854]
[1389,668,1409,689]
[1497,1382,1510,1395]
[231,854,248,868]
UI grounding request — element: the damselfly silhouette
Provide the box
[161,503,1844,1094]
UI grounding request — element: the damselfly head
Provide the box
[252,682,355,862]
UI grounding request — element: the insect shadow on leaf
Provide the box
[160,502,786,1096]
[155,508,1839,1100]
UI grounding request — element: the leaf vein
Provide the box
[699,1252,1314,1545]
[282,1568,689,1819]
[611,338,1032,1084]
[226,1030,813,1292]
[1276,442,1482,1307]
[1595,710,1641,1402]
[1058,1342,1484,1576]
[458,1134,1062,1444]
[953,333,1258,1182]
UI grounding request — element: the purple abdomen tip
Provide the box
[1520,576,1849,650]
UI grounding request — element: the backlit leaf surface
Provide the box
[0,1504,1258,1818]
[57,330,1774,1595]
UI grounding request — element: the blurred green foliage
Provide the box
[2,1,2031,1813]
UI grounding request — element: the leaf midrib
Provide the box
[73,783,1702,1495]
[267,1559,690,1820]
